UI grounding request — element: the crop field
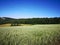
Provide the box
[0,24,60,45]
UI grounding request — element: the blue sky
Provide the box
[0,0,60,18]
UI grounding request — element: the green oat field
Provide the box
[0,24,60,45]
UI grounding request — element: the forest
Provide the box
[0,17,60,25]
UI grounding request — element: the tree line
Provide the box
[0,17,60,25]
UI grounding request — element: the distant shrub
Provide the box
[11,23,20,26]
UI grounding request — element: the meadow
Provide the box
[0,24,60,45]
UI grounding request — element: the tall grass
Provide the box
[0,24,60,45]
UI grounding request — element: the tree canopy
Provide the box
[0,17,60,25]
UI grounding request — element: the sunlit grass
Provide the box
[0,24,60,45]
